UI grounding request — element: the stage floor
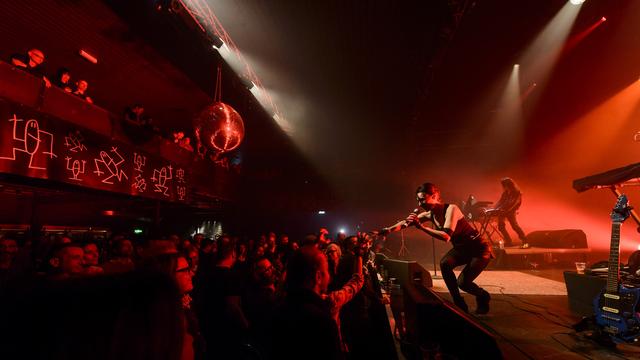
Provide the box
[423,268,640,359]
[431,269,568,295]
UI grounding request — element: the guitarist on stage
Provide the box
[378,182,493,314]
[491,177,527,247]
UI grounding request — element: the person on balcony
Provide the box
[54,67,73,93]
[72,79,93,104]
[10,48,51,87]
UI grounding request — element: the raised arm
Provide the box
[324,255,364,314]
[410,205,463,242]
[378,211,430,235]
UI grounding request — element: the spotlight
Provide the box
[601,16,606,22]
[240,77,255,90]
[339,228,345,234]
[211,35,224,49]
[569,0,585,5]
[318,210,326,215]
[514,64,520,68]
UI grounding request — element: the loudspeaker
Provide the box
[563,271,606,316]
[402,282,503,359]
[526,229,588,248]
[383,258,433,288]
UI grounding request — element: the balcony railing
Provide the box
[0,61,236,205]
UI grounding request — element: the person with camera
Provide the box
[335,233,397,359]
[378,182,493,314]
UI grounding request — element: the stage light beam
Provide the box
[563,16,608,54]
[518,1,583,97]
[534,80,640,176]
[482,63,523,163]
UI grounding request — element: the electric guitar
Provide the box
[593,194,640,343]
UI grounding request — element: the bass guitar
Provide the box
[593,194,640,343]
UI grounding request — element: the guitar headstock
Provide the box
[611,194,632,223]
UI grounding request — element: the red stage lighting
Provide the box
[601,16,607,22]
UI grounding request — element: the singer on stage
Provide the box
[378,182,493,314]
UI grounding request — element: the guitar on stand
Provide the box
[593,194,640,343]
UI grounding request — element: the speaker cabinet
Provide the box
[383,258,433,288]
[526,229,588,248]
[402,281,503,359]
[563,271,606,316]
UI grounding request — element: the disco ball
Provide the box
[193,102,245,153]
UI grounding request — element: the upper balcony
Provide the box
[0,61,237,207]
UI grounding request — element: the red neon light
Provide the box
[79,50,98,64]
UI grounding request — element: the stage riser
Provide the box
[527,230,588,249]
[492,251,589,269]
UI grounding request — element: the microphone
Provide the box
[377,208,422,235]
[400,208,421,229]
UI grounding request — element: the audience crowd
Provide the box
[0,227,395,360]
[1,48,387,359]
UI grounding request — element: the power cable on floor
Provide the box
[482,284,574,329]
[550,332,595,360]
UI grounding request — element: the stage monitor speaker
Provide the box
[526,229,588,248]
[563,271,606,316]
[383,258,433,288]
[402,282,503,359]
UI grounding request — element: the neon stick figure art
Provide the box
[64,131,87,153]
[93,146,128,184]
[0,115,57,170]
[65,156,86,181]
[133,152,146,173]
[151,165,173,196]
[177,185,186,201]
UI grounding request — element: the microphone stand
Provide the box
[431,234,442,279]
[398,227,409,259]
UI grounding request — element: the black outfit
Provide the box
[271,288,342,360]
[122,109,155,143]
[495,190,526,245]
[54,79,73,92]
[194,266,247,360]
[429,204,493,310]
[243,285,277,356]
[10,53,47,79]
[335,252,397,359]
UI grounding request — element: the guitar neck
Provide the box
[607,222,622,293]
